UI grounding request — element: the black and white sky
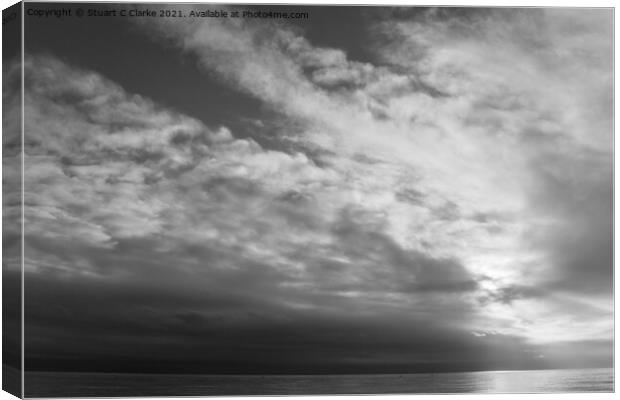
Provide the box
[4,3,613,373]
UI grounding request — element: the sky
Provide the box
[4,4,613,373]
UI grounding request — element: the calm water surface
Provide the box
[25,368,613,397]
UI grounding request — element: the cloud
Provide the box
[19,53,498,372]
[22,55,334,246]
[22,53,479,298]
[18,5,613,373]
[526,148,613,296]
[25,265,572,374]
[146,7,611,347]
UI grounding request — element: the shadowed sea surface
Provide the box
[25,368,613,397]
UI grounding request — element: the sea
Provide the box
[25,368,613,397]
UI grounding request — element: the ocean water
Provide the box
[25,368,613,397]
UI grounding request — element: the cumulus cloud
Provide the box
[22,54,482,315]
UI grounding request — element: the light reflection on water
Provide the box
[26,368,613,397]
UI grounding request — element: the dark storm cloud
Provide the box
[23,266,548,374]
[25,255,610,373]
[23,227,475,373]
